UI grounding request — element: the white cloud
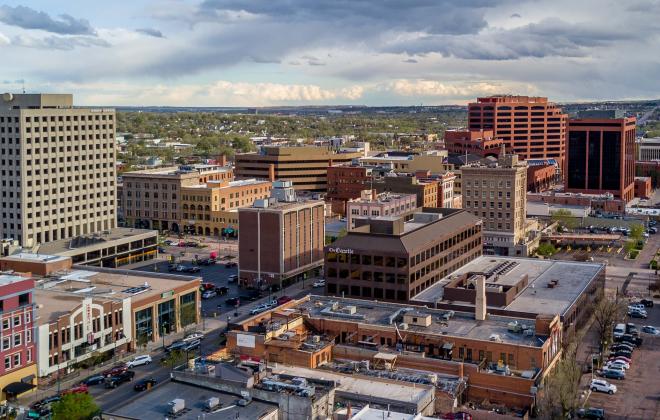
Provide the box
[0,31,9,45]
[385,79,538,99]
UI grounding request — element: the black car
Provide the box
[165,340,187,353]
[215,286,229,295]
[32,395,61,410]
[576,407,605,419]
[239,294,260,302]
[640,299,654,307]
[225,297,240,306]
[225,262,238,268]
[626,323,638,334]
[184,266,201,273]
[81,374,105,386]
[600,369,625,380]
[181,339,201,352]
[198,258,216,266]
[620,334,643,347]
[133,378,157,391]
[610,344,634,353]
[105,370,135,388]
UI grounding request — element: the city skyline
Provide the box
[0,0,659,106]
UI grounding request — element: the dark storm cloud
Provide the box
[385,18,636,60]
[136,28,165,38]
[0,5,96,35]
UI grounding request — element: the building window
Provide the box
[4,356,9,369]
[158,299,176,335]
[13,353,20,367]
[135,307,153,345]
[13,333,21,347]
[2,337,9,350]
[179,292,197,328]
[13,316,20,327]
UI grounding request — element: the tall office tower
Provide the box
[468,96,568,162]
[0,93,117,247]
[461,154,528,256]
[566,110,637,202]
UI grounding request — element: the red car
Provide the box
[102,364,128,377]
[443,413,472,420]
[62,384,88,395]
[277,296,293,305]
[201,283,215,291]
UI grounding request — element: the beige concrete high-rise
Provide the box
[0,93,117,247]
[461,154,528,256]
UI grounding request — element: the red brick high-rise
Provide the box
[468,96,568,162]
[566,111,636,202]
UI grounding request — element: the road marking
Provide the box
[617,247,623,254]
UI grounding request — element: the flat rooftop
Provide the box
[0,274,30,287]
[299,295,546,347]
[412,256,604,317]
[1,253,69,264]
[38,227,156,255]
[270,364,432,404]
[186,178,270,189]
[107,381,278,420]
[35,266,199,323]
[123,164,230,176]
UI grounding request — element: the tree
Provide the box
[593,292,627,353]
[51,393,99,420]
[630,223,645,241]
[624,240,637,257]
[536,242,557,257]
[537,334,583,419]
[551,209,577,230]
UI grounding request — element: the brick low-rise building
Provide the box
[238,181,325,289]
[346,190,417,229]
[0,274,37,403]
[324,208,482,302]
[444,129,503,158]
[634,177,652,199]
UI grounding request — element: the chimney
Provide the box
[216,154,228,167]
[475,275,487,321]
[268,164,276,181]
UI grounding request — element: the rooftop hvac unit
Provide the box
[330,301,339,311]
[524,329,534,336]
[426,373,438,385]
[205,397,220,410]
[312,335,321,343]
[341,305,357,315]
[168,399,185,415]
[399,323,409,330]
[489,333,502,342]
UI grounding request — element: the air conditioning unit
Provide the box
[399,323,409,330]
[312,335,321,343]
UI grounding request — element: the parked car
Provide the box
[608,355,631,364]
[225,262,238,268]
[62,384,88,395]
[239,294,260,302]
[640,298,654,307]
[165,340,187,353]
[601,365,626,375]
[576,407,605,419]
[225,297,240,306]
[590,379,617,394]
[642,325,659,335]
[105,370,135,388]
[610,343,634,352]
[620,334,643,347]
[81,374,105,386]
[181,339,201,352]
[265,299,278,308]
[199,258,216,266]
[629,310,647,319]
[102,364,128,377]
[609,350,632,359]
[133,378,157,391]
[168,264,183,272]
[442,412,473,420]
[215,286,229,295]
[184,331,205,342]
[605,359,630,370]
[629,303,646,311]
[600,369,625,380]
[201,282,215,291]
[158,247,167,253]
[126,354,152,368]
[250,305,269,315]
[277,295,293,305]
[184,266,201,273]
[313,279,326,288]
[626,323,639,333]
[202,290,217,299]
[228,274,238,283]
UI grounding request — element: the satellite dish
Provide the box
[2,93,13,102]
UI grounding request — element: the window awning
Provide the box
[3,381,35,396]
[442,342,455,350]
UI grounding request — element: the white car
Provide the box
[250,305,269,315]
[183,331,204,342]
[605,360,630,370]
[629,303,645,311]
[642,325,659,335]
[313,280,326,288]
[602,364,626,374]
[590,379,617,395]
[126,354,152,368]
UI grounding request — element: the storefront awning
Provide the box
[442,342,455,350]
[3,381,35,396]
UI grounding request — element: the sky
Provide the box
[0,0,659,106]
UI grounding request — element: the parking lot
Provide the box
[582,302,660,419]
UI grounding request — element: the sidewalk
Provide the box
[17,318,227,409]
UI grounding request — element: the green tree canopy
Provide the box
[551,209,578,230]
[52,393,99,420]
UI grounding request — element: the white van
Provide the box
[613,323,626,338]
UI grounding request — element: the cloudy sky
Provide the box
[0,0,659,106]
